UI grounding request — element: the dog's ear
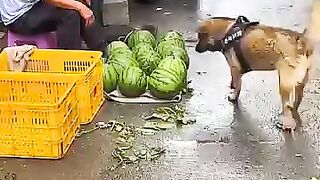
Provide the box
[197,19,232,36]
[197,20,210,34]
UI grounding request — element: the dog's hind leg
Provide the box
[279,89,297,131]
[278,70,297,131]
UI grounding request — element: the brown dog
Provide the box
[195,1,320,132]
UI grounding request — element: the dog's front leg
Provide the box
[228,66,242,103]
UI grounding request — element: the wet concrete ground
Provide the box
[1,0,320,179]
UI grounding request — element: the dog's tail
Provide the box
[303,0,320,46]
[302,0,320,77]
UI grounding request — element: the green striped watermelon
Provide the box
[157,56,187,82]
[103,63,118,93]
[136,51,161,75]
[148,67,181,99]
[157,42,189,69]
[163,39,185,49]
[127,30,156,49]
[148,57,187,99]
[118,66,147,97]
[132,43,154,58]
[109,48,136,60]
[157,40,185,56]
[108,51,138,77]
[158,30,186,51]
[161,30,184,42]
[105,41,130,57]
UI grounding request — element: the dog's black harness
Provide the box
[212,16,259,73]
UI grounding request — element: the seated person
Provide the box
[0,0,156,52]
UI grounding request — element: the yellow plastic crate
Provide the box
[0,49,105,125]
[0,72,79,159]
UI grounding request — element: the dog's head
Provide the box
[195,17,236,53]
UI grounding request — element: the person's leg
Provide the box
[8,1,158,51]
[90,0,103,26]
[7,2,83,49]
[55,10,83,49]
[7,2,60,35]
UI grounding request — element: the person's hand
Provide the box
[78,4,95,26]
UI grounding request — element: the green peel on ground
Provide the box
[144,105,196,126]
[76,105,195,172]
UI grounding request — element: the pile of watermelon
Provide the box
[102,29,189,99]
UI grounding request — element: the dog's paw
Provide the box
[283,116,296,131]
[227,90,238,103]
[276,115,296,132]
